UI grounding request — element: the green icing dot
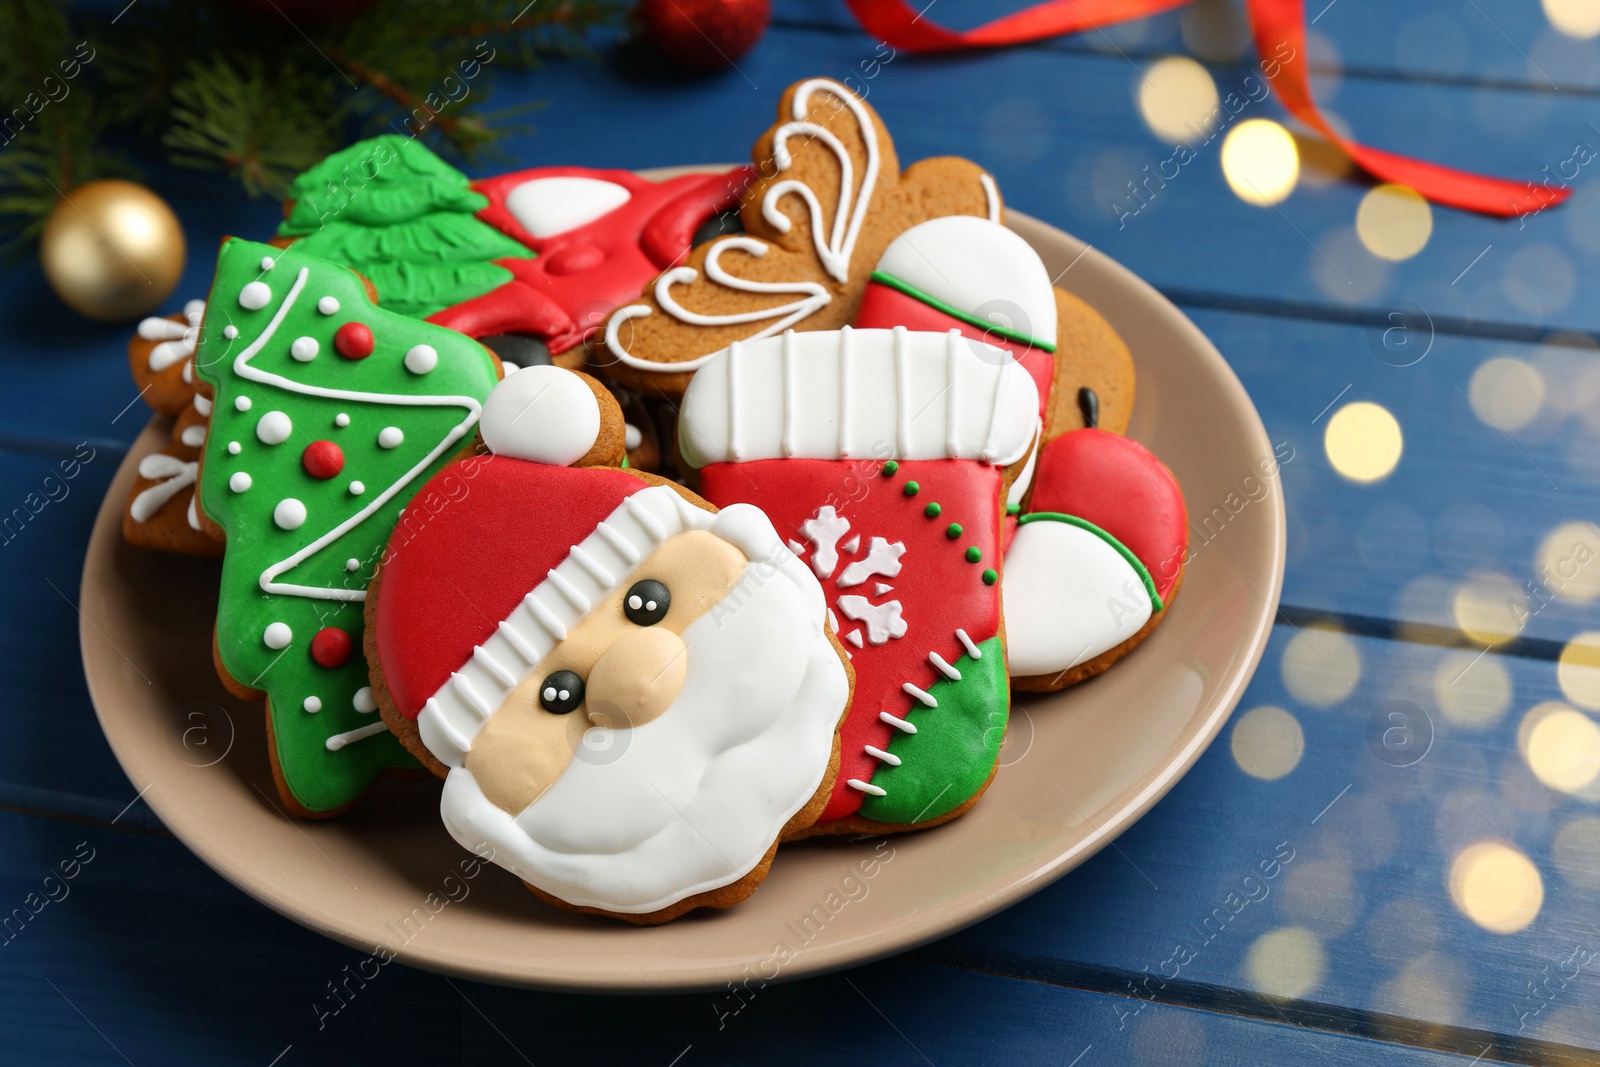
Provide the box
[924,502,942,518]
[945,523,963,539]
[1006,502,1022,515]
[882,460,899,476]
[903,481,919,497]
[982,568,998,585]
[965,546,982,563]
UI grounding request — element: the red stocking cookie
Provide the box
[678,327,1039,833]
[368,366,852,922]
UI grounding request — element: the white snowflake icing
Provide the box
[795,505,908,645]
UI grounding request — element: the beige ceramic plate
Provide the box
[80,197,1284,993]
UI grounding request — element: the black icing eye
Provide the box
[539,670,584,714]
[624,579,670,626]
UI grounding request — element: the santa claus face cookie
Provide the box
[368,366,852,922]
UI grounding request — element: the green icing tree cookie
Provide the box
[193,237,502,815]
[277,136,531,320]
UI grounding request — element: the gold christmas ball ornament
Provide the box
[39,180,186,321]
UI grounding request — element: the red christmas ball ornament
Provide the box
[302,440,345,480]
[635,0,770,70]
[334,321,374,359]
[310,627,354,669]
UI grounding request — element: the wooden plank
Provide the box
[922,626,1600,1059]
[0,801,1511,1065]
[1194,305,1600,650]
[773,0,1600,92]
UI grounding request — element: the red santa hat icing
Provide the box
[372,365,724,767]
[675,326,1040,469]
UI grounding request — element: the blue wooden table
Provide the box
[7,1,1600,1062]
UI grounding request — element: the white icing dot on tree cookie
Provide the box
[303,696,322,713]
[377,426,404,449]
[317,295,340,315]
[404,344,438,374]
[239,281,271,310]
[353,687,377,713]
[263,622,292,649]
[257,410,292,444]
[290,336,319,362]
[274,498,307,530]
[229,472,252,493]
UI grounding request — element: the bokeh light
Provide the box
[1448,841,1544,934]
[1137,56,1220,144]
[1539,522,1600,602]
[1324,401,1403,483]
[1433,651,1512,729]
[1356,184,1433,261]
[1221,120,1300,206]
[1524,705,1600,792]
[1558,632,1600,710]
[1451,572,1526,646]
[1245,927,1325,999]
[1546,0,1600,38]
[1231,705,1305,779]
[1281,626,1361,707]
[1468,357,1545,432]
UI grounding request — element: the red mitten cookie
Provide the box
[368,366,853,923]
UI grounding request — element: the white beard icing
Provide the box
[437,505,848,914]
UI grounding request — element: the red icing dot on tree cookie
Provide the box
[334,322,374,359]
[302,440,345,479]
[310,627,354,668]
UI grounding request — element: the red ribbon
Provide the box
[843,0,1569,217]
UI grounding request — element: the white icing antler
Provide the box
[138,299,207,372]
[604,78,880,371]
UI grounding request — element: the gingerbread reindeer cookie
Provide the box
[597,77,1001,396]
[367,365,852,922]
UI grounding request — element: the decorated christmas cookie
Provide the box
[130,299,207,415]
[191,238,502,817]
[678,326,1037,833]
[1004,428,1187,691]
[598,77,1003,397]
[277,135,751,366]
[367,366,851,922]
[122,437,221,557]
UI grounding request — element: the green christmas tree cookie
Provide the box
[278,136,531,320]
[193,237,502,815]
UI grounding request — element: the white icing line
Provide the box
[424,699,473,754]
[231,267,485,603]
[595,521,642,564]
[903,682,938,709]
[980,173,1001,223]
[894,326,910,458]
[838,325,852,458]
[129,454,196,522]
[929,651,962,681]
[880,711,917,734]
[325,721,389,751]
[496,619,539,664]
[523,592,567,640]
[546,568,590,613]
[864,744,901,767]
[946,330,962,457]
[569,545,615,586]
[624,488,667,541]
[847,778,887,797]
[473,645,518,688]
[451,672,493,719]
[955,628,982,659]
